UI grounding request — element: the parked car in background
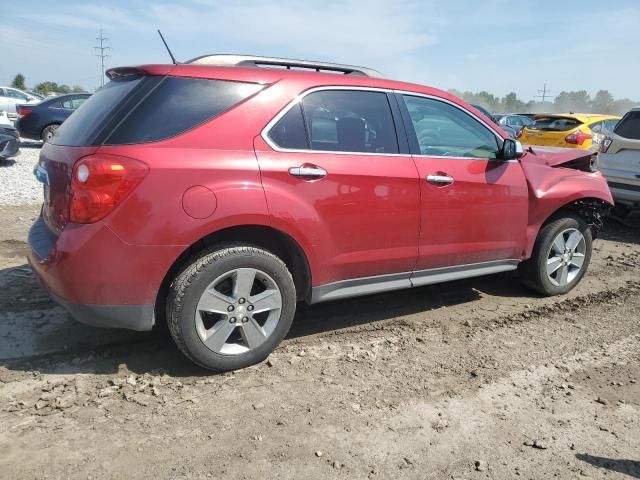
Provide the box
[0,123,19,161]
[470,104,518,138]
[519,113,620,151]
[598,107,640,212]
[16,93,91,143]
[28,54,613,371]
[0,87,41,120]
[493,114,533,135]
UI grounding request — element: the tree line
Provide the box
[10,73,87,96]
[449,89,637,116]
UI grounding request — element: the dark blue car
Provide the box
[16,93,91,142]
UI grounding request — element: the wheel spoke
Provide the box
[239,319,267,349]
[547,256,563,275]
[570,252,585,269]
[552,234,566,255]
[565,231,582,252]
[250,289,282,314]
[233,268,256,299]
[203,319,237,352]
[558,264,569,285]
[198,289,234,314]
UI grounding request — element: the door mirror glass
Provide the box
[501,139,523,160]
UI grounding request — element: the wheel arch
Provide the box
[524,195,612,258]
[40,122,61,138]
[154,224,312,328]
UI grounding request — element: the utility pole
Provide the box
[94,29,112,88]
[534,83,551,103]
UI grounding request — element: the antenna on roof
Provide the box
[157,29,178,65]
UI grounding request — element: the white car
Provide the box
[599,107,640,212]
[0,87,41,120]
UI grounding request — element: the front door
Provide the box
[255,88,421,288]
[398,94,529,274]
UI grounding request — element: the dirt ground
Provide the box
[0,202,639,480]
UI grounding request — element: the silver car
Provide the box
[598,107,640,211]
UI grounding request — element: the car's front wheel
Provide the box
[167,245,296,371]
[518,214,592,296]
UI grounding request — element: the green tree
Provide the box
[71,85,87,93]
[554,90,591,113]
[591,90,614,114]
[11,73,26,90]
[33,82,77,95]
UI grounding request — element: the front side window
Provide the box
[403,95,499,159]
[268,90,399,154]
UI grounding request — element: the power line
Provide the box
[94,29,112,88]
[534,83,552,103]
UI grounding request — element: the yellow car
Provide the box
[519,113,620,150]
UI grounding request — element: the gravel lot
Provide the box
[0,142,43,206]
[0,152,638,479]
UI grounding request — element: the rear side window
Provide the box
[268,90,399,154]
[53,76,261,147]
[268,104,309,149]
[53,76,145,146]
[528,117,582,132]
[614,111,640,140]
[105,78,262,145]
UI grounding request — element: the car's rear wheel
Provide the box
[167,245,296,371]
[41,124,59,143]
[518,214,592,296]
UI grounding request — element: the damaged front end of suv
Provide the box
[520,145,613,250]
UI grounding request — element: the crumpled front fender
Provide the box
[522,159,613,258]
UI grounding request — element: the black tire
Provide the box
[167,245,296,372]
[518,214,592,296]
[41,124,59,143]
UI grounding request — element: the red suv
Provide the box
[28,55,613,371]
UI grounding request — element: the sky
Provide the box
[1,0,639,100]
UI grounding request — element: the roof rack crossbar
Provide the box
[185,54,384,78]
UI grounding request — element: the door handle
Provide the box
[426,174,454,185]
[289,165,327,179]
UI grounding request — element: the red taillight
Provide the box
[565,129,592,145]
[17,107,32,117]
[600,138,613,153]
[69,154,148,223]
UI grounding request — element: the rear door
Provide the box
[397,93,528,274]
[255,88,421,287]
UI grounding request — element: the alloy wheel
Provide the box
[546,228,586,287]
[195,268,282,355]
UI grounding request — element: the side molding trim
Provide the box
[310,259,520,304]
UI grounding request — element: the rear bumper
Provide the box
[49,292,155,331]
[27,214,184,331]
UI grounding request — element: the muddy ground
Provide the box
[0,202,639,480]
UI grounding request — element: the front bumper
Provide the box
[27,215,183,331]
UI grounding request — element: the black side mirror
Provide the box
[501,139,523,160]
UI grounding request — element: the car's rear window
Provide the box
[52,76,262,146]
[528,117,582,132]
[614,110,640,140]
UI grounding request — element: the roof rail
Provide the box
[185,54,384,78]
